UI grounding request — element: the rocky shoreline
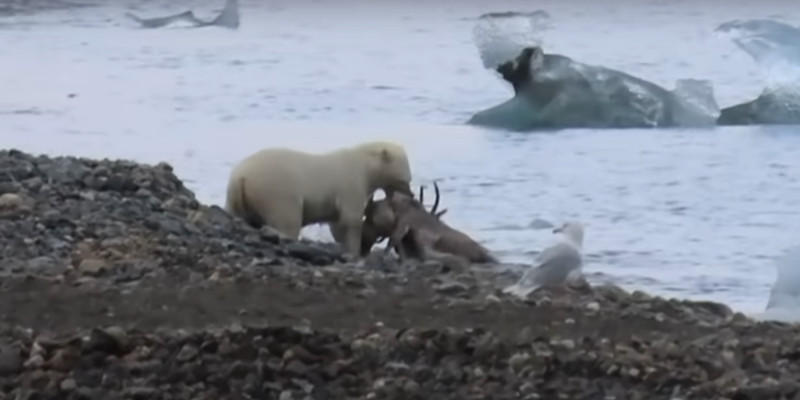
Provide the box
[0,148,798,399]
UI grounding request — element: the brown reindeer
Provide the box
[360,183,446,257]
[360,182,497,268]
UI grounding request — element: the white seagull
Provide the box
[504,221,586,298]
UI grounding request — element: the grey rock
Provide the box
[434,281,470,296]
[122,386,158,399]
[59,378,77,391]
[0,182,19,195]
[283,242,342,266]
[175,344,199,362]
[25,256,63,276]
[0,345,22,376]
[78,259,107,276]
[0,192,24,209]
[86,327,128,354]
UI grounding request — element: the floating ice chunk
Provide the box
[716,19,800,125]
[125,0,239,30]
[472,10,552,70]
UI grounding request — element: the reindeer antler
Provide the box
[430,181,442,216]
[416,181,446,218]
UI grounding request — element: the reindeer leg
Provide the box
[387,222,411,261]
[411,233,434,261]
[381,230,397,256]
[415,235,469,271]
[382,239,394,255]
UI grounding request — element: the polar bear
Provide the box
[225,141,413,256]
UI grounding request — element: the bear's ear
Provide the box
[380,148,391,163]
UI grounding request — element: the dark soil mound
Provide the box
[0,149,797,400]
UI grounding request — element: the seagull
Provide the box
[504,221,586,298]
[756,245,800,322]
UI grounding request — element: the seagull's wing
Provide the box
[534,240,578,263]
[516,241,583,289]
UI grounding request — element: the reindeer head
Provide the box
[360,193,396,256]
[360,181,448,256]
[364,195,397,237]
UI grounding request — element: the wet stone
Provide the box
[176,344,199,362]
[283,242,342,266]
[0,182,20,195]
[0,345,22,376]
[0,193,24,209]
[434,281,471,296]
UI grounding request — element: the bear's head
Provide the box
[360,141,413,197]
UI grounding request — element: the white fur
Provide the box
[225,141,412,255]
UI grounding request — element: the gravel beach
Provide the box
[0,149,798,400]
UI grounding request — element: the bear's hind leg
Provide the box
[335,217,364,257]
[257,200,303,240]
[242,210,265,229]
[329,222,346,244]
[269,216,302,240]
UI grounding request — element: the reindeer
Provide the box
[360,182,497,268]
[360,183,446,257]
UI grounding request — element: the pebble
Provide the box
[0,193,24,209]
[59,378,77,391]
[0,345,22,375]
[78,258,107,276]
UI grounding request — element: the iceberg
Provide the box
[471,10,553,70]
[716,19,800,125]
[125,0,239,30]
[468,46,720,131]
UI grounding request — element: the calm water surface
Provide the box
[3,0,800,313]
